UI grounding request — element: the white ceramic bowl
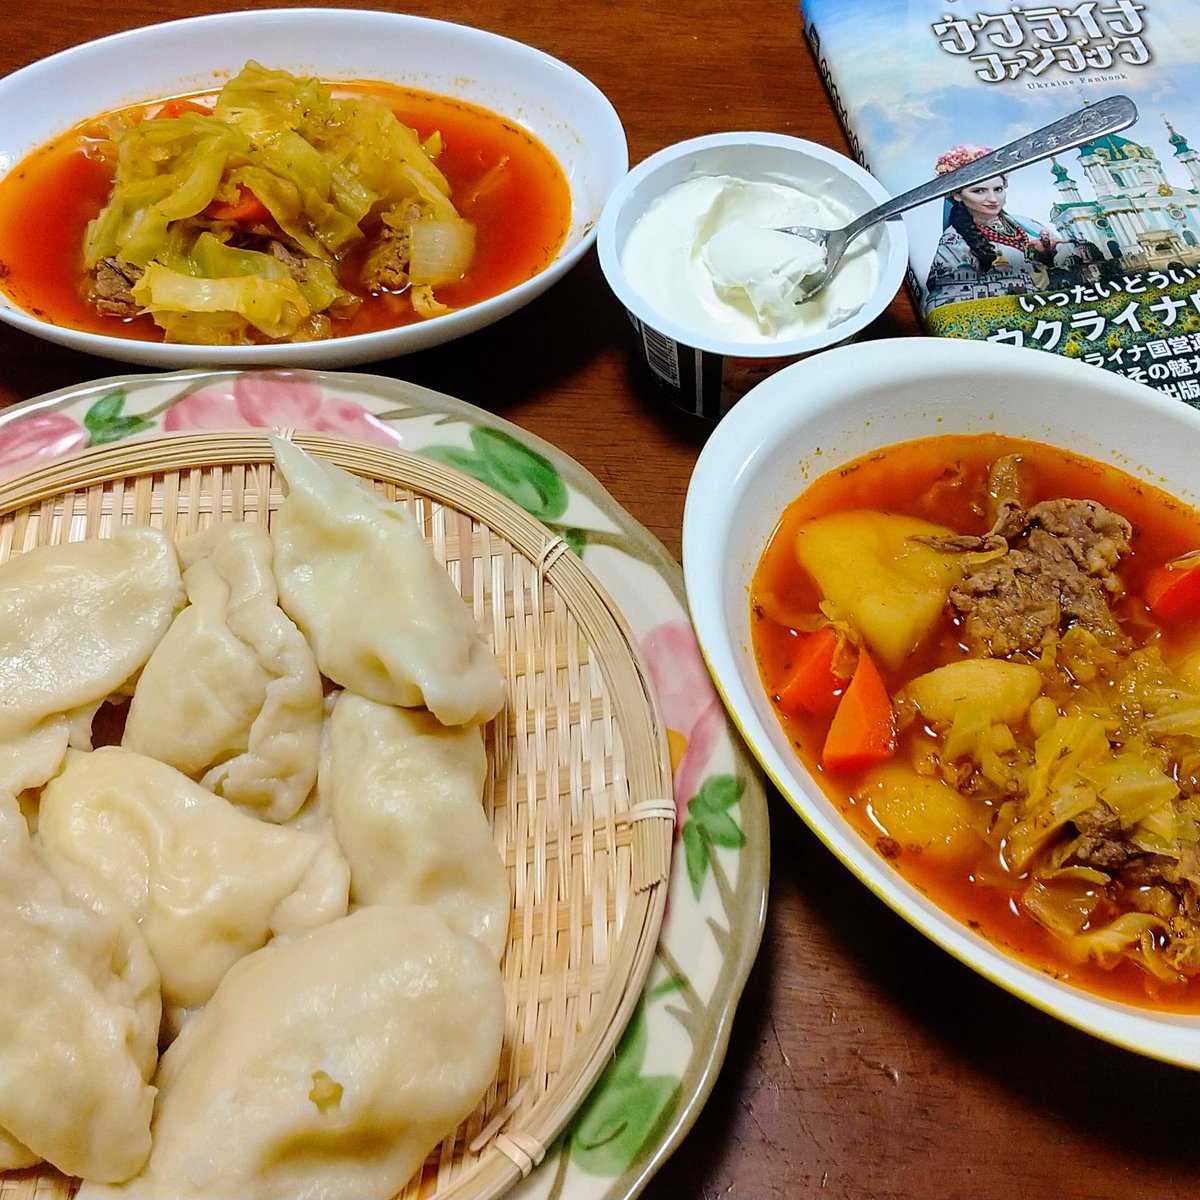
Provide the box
[0,8,627,369]
[596,133,907,421]
[683,335,1200,1068]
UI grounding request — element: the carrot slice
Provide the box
[205,185,271,224]
[777,626,843,717]
[1145,554,1200,622]
[154,99,212,119]
[821,648,896,775]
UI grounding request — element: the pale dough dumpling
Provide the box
[82,905,504,1200]
[122,521,323,822]
[269,435,505,727]
[37,746,350,1013]
[0,526,183,742]
[323,692,510,958]
[0,1126,37,1173]
[0,794,160,1183]
[0,715,71,799]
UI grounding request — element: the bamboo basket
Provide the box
[0,431,676,1200]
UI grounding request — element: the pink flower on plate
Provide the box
[164,373,403,447]
[0,412,89,480]
[642,618,725,822]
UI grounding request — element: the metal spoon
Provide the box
[778,94,1138,304]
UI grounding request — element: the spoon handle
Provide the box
[843,94,1139,244]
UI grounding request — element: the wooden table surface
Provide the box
[3,3,1198,1199]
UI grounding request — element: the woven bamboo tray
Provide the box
[0,430,675,1200]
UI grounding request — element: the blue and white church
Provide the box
[1049,116,1200,269]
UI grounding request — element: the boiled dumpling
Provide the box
[0,1125,38,1172]
[122,521,323,822]
[322,692,510,958]
[37,746,350,1014]
[0,715,71,799]
[0,794,160,1183]
[82,905,504,1200]
[0,526,183,742]
[269,435,505,727]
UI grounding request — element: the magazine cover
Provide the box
[799,0,1200,403]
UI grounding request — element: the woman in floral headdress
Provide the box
[921,143,1070,316]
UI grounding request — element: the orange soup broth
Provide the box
[0,82,572,342]
[751,432,1200,1011]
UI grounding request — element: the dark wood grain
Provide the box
[4,5,1194,1200]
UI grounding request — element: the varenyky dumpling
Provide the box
[0,715,71,800]
[0,703,104,831]
[37,746,350,1014]
[0,1126,37,1173]
[0,794,160,1183]
[0,526,183,743]
[269,435,505,727]
[322,692,510,958]
[81,905,505,1200]
[122,521,323,822]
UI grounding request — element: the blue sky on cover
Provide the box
[800,0,1200,265]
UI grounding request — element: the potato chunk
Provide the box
[857,761,982,862]
[904,659,1043,727]
[902,658,1043,785]
[794,511,965,669]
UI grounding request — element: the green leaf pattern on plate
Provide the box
[82,387,155,445]
[567,1005,684,1178]
[423,427,567,518]
[422,427,591,556]
[682,775,748,899]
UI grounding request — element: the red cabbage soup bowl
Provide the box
[0,9,626,369]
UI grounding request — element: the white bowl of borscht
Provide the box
[0,9,627,368]
[684,335,1200,1068]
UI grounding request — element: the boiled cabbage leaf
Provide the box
[130,231,347,344]
[84,61,473,344]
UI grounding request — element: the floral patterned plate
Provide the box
[0,368,769,1200]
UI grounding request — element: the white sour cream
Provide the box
[620,174,878,343]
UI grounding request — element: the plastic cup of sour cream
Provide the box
[597,132,907,422]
